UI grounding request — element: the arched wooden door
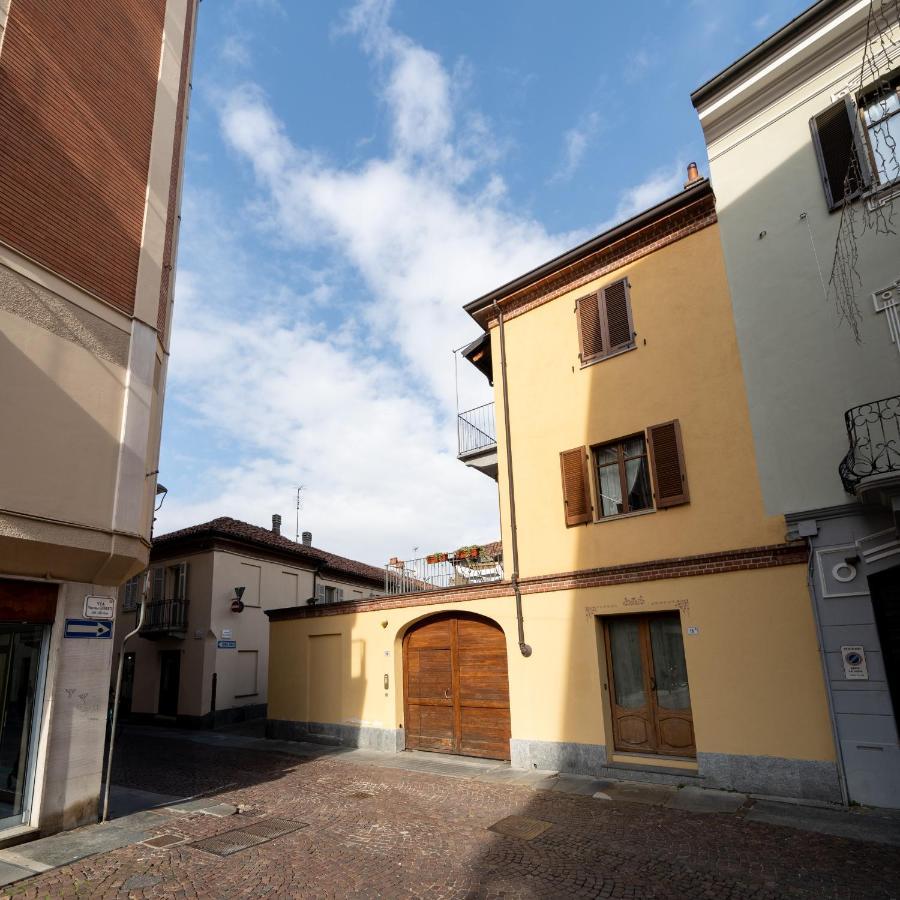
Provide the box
[403,613,511,760]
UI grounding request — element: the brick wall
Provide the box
[0,0,166,314]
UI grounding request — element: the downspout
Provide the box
[492,300,532,658]
[102,572,148,822]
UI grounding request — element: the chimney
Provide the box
[302,531,312,547]
[684,162,701,188]
[272,514,282,536]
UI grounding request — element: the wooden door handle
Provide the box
[444,689,451,699]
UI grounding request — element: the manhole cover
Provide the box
[488,815,552,841]
[142,833,184,848]
[191,818,307,857]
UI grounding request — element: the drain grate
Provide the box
[142,833,185,849]
[191,817,307,857]
[488,815,552,841]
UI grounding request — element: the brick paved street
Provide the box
[3,729,899,899]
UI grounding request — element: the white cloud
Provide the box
[552,111,602,183]
[161,0,687,566]
[612,160,688,222]
[220,35,252,68]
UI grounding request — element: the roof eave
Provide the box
[463,178,712,327]
[690,0,846,109]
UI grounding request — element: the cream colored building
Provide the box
[0,1,196,837]
[692,0,900,808]
[113,517,384,727]
[265,176,842,804]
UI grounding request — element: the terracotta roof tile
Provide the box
[152,517,385,587]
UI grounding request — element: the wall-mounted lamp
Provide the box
[381,620,388,629]
[231,586,246,613]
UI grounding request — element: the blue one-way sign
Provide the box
[64,619,112,639]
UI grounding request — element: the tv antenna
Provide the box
[295,485,304,543]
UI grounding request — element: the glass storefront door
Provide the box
[0,624,48,830]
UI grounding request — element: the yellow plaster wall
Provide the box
[491,223,785,579]
[268,563,835,763]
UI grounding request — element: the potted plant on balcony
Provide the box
[426,552,448,564]
[455,545,480,561]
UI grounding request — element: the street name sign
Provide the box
[83,595,115,620]
[217,639,237,649]
[65,619,113,639]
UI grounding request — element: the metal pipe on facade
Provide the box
[101,572,148,822]
[492,300,532,657]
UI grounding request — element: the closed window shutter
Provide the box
[337,588,344,602]
[602,279,633,350]
[560,447,592,526]
[316,584,326,602]
[647,420,690,508]
[576,293,603,363]
[810,96,872,211]
[152,567,164,603]
[175,563,187,601]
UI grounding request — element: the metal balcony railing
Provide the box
[384,548,503,596]
[839,394,900,493]
[458,402,496,457]
[141,598,188,636]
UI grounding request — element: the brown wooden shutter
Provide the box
[647,420,690,508]
[602,278,633,350]
[560,447,592,526]
[810,96,872,211]
[576,293,603,363]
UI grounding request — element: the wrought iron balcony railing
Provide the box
[458,402,496,457]
[141,598,188,637]
[839,394,900,493]
[384,548,503,596]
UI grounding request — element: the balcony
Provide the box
[141,598,188,640]
[457,402,498,480]
[384,544,503,596]
[840,395,900,516]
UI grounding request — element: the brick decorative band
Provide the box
[485,194,718,328]
[266,541,808,621]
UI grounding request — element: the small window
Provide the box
[575,278,635,366]
[860,73,900,186]
[592,435,653,518]
[122,575,142,611]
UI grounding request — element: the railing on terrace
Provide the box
[457,402,496,457]
[839,394,900,493]
[384,550,503,596]
[141,598,188,636]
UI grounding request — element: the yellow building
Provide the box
[266,173,840,802]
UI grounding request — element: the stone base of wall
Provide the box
[510,738,841,803]
[266,719,405,753]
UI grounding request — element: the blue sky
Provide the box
[157,0,809,564]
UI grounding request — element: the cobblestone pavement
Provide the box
[4,730,899,899]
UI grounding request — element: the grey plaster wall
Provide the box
[266,719,405,753]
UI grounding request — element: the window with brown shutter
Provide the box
[560,447,592,526]
[575,278,634,366]
[647,420,690,508]
[810,96,872,211]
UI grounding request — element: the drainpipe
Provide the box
[101,572,148,822]
[492,300,532,658]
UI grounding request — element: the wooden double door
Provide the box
[603,612,695,757]
[403,613,511,760]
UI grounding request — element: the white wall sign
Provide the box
[222,628,233,639]
[687,626,700,636]
[83,595,115,621]
[841,645,869,680]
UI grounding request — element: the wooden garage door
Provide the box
[403,613,511,760]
